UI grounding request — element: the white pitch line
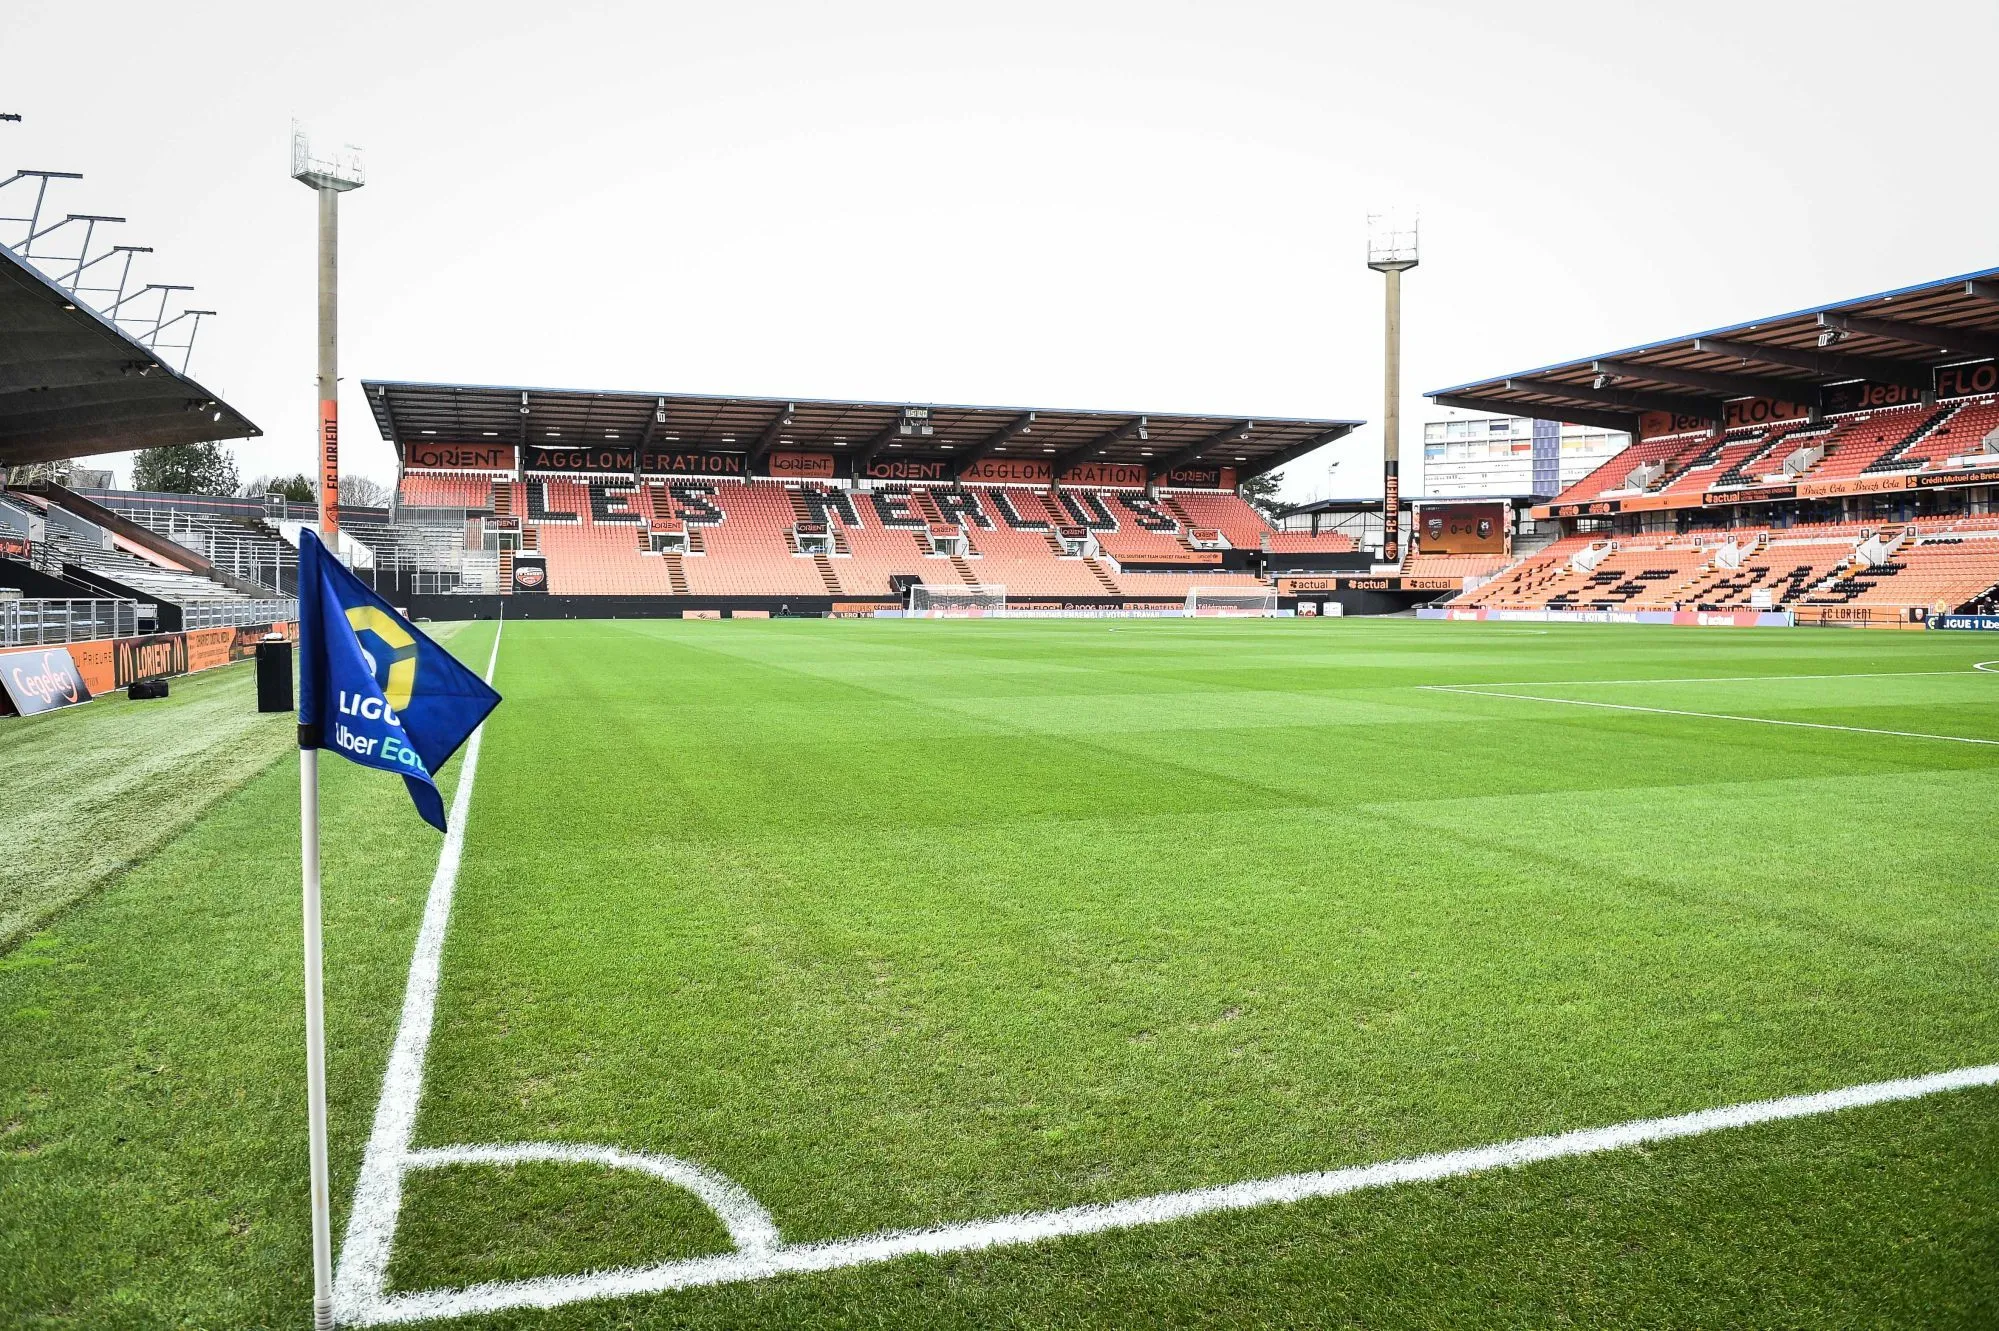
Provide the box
[403,1142,781,1255]
[347,1063,1999,1326]
[1420,684,1999,746]
[1432,669,1972,688]
[332,619,504,1319]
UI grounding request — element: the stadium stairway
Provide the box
[1081,555,1121,594]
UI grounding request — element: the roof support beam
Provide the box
[1592,359,1816,406]
[1692,336,1932,393]
[953,411,1036,477]
[1818,311,1999,362]
[849,418,905,475]
[1234,425,1356,481]
[1048,416,1146,479]
[1965,279,1999,305]
[746,401,796,470]
[1504,378,1722,422]
[379,386,406,449]
[1148,420,1253,482]
[1429,392,1639,437]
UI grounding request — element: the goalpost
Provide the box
[908,584,1008,618]
[1185,585,1280,617]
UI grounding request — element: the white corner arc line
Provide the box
[1419,684,1999,746]
[332,620,504,1319]
[402,1143,781,1255]
[347,1063,1999,1326]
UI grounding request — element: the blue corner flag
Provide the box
[296,529,502,831]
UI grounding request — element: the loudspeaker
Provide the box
[256,638,294,713]
[128,679,169,700]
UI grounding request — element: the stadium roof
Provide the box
[0,242,259,469]
[1275,494,1531,517]
[1428,265,1999,435]
[363,379,1362,480]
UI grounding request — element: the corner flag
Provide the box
[296,528,500,830]
[292,528,501,1330]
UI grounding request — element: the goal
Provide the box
[908,584,1007,618]
[1185,585,1279,617]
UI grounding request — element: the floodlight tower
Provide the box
[1367,212,1418,564]
[291,124,364,538]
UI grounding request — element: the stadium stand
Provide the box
[1398,553,1511,582]
[1423,267,1999,622]
[1164,491,1307,550]
[1452,519,1999,615]
[1260,530,1359,554]
[0,487,294,624]
[400,471,496,510]
[426,471,1297,604]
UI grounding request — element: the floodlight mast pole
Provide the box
[289,124,362,1331]
[1367,215,1418,564]
[292,127,363,540]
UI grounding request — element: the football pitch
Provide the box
[4,617,1997,1328]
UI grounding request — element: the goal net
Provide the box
[908,584,1008,618]
[1185,585,1279,617]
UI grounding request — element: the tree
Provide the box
[1238,470,1285,520]
[339,474,392,509]
[242,473,319,504]
[133,442,239,496]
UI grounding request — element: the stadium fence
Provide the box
[0,598,144,646]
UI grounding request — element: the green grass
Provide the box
[3,618,1996,1328]
[0,658,293,950]
[0,623,476,951]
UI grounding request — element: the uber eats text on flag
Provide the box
[296,529,501,831]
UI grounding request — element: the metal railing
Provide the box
[179,599,299,630]
[114,508,297,592]
[0,598,144,646]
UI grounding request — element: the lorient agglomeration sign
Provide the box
[405,440,1246,491]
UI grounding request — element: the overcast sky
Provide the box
[7,0,1996,501]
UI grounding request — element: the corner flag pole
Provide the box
[300,739,335,1331]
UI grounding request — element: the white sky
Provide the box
[7,0,1996,502]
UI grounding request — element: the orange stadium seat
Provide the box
[399,471,495,510]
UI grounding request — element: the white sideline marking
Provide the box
[345,1063,1999,1326]
[1420,684,1999,747]
[1440,669,1971,688]
[1975,660,1999,673]
[335,623,1996,1325]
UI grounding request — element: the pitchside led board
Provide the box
[0,646,94,716]
[1416,502,1508,555]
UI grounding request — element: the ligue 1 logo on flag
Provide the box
[345,605,420,713]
